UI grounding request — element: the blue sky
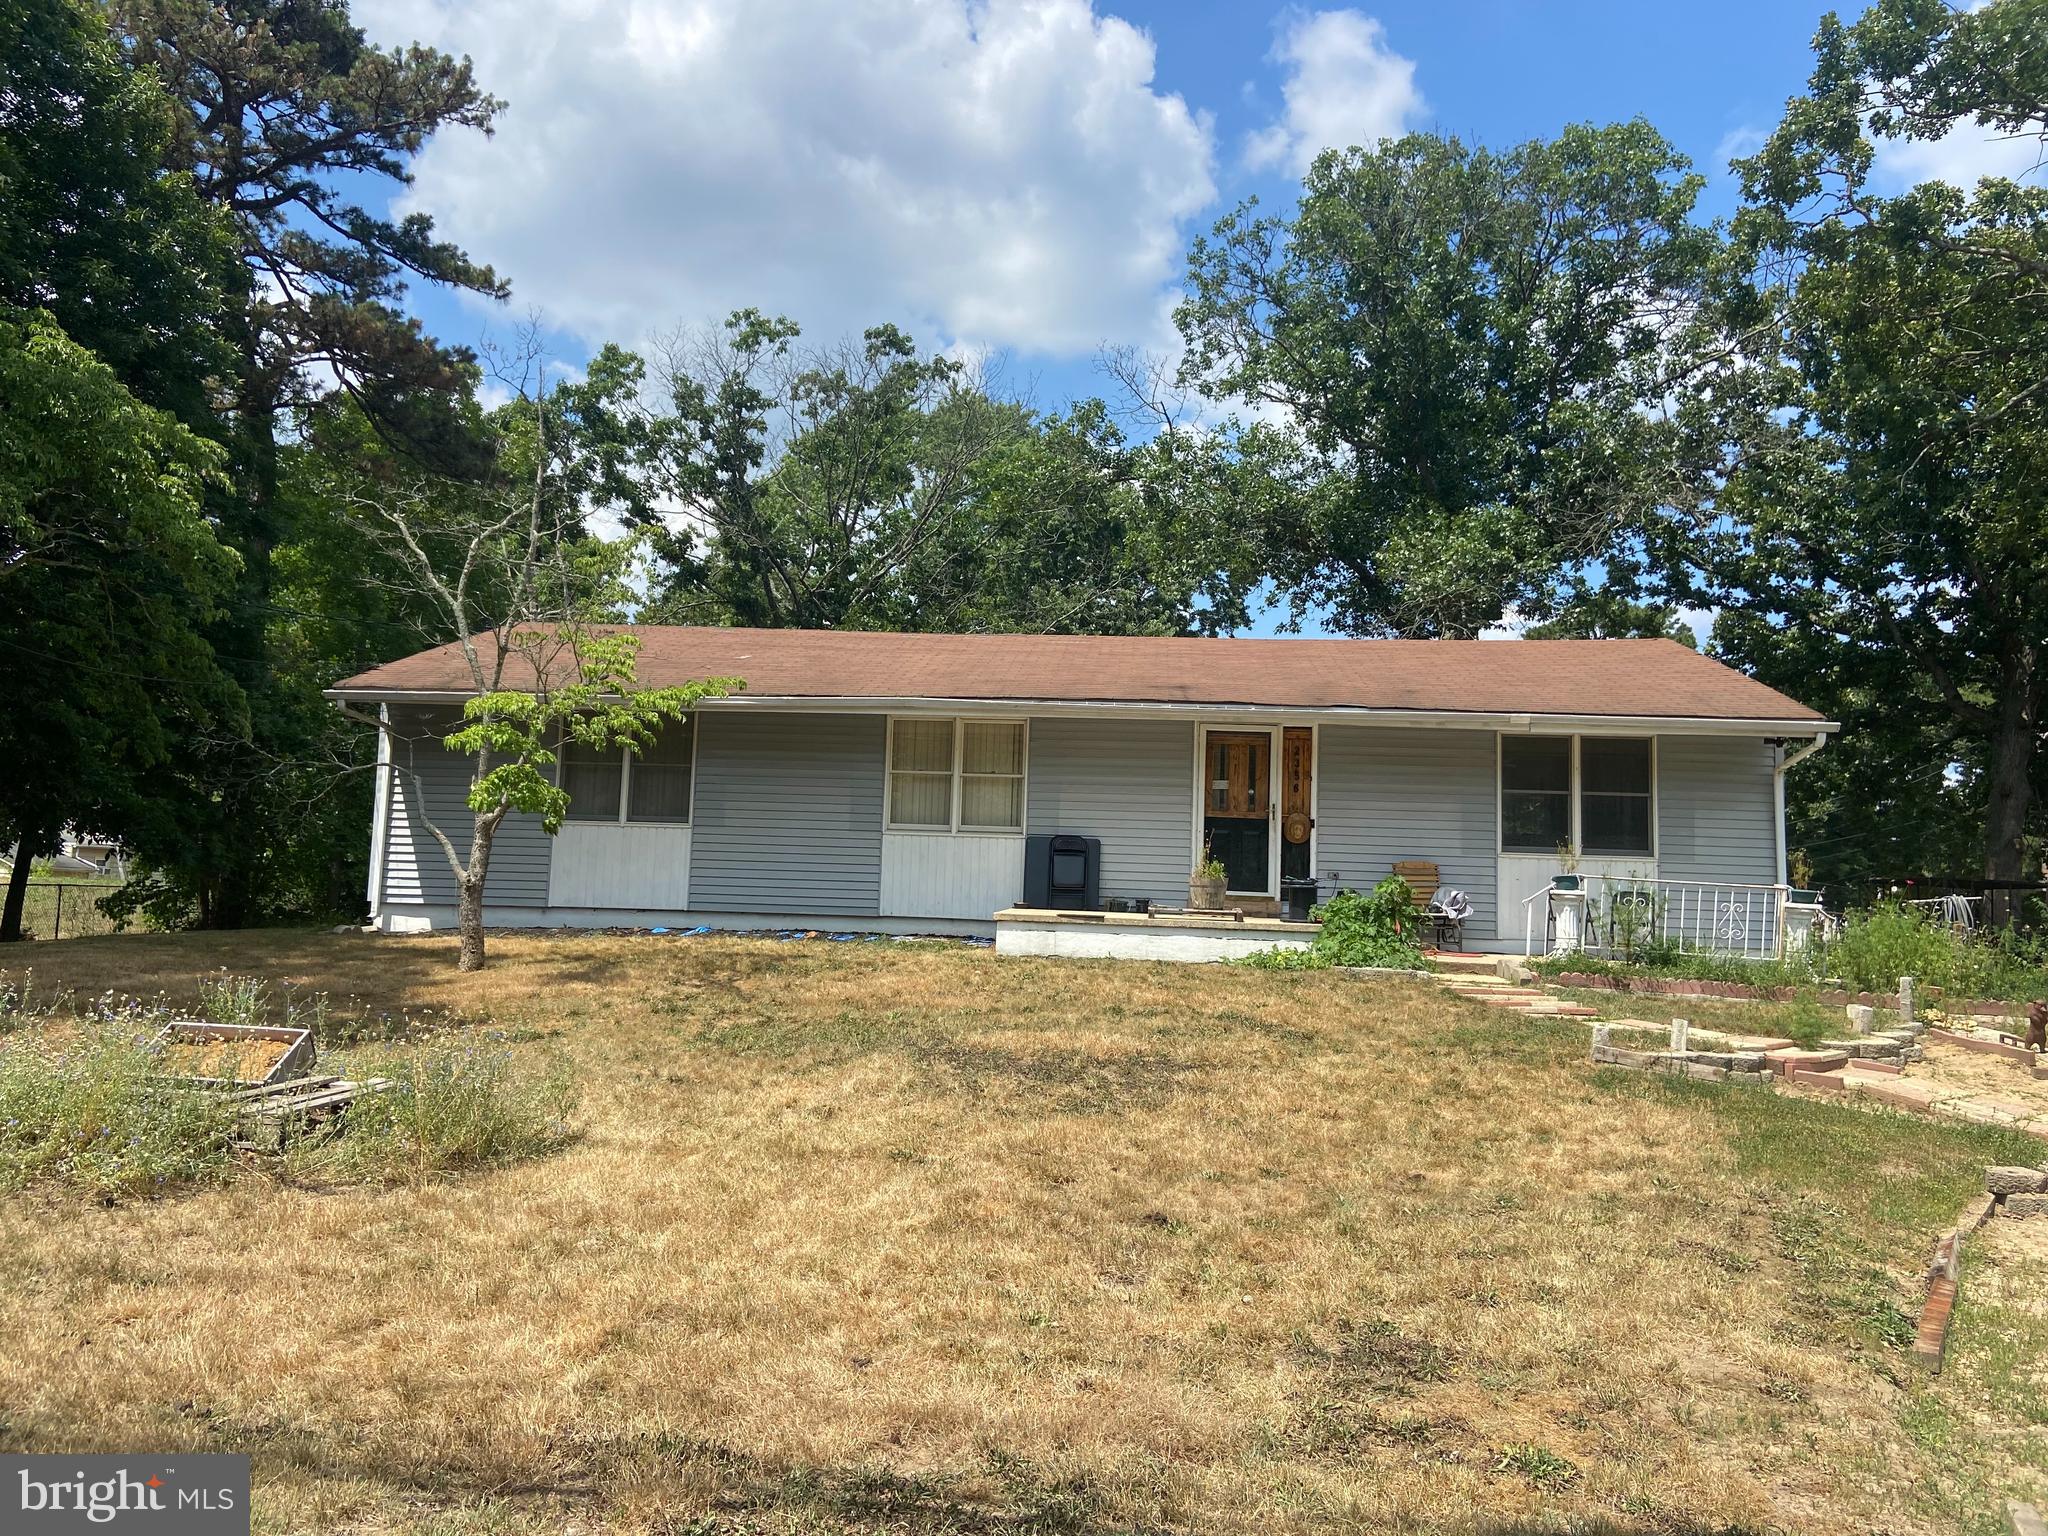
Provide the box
[358,1,2027,634]
[377,1,1844,400]
[1114,0,1832,218]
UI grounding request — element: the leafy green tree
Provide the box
[0,0,240,940]
[1173,122,1715,637]
[106,0,509,927]
[1658,0,2048,914]
[0,0,232,407]
[932,400,1260,635]
[375,627,727,972]
[633,315,1023,628]
[330,400,735,969]
[1522,592,1699,647]
[549,316,1253,636]
[0,314,224,591]
[0,315,241,940]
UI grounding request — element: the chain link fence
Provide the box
[16,881,126,940]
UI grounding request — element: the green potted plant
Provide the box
[1190,844,1228,908]
[1551,840,1582,892]
[1786,849,1821,906]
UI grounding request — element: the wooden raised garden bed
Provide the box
[149,1020,316,1088]
[229,1075,398,1150]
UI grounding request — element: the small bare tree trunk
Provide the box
[456,875,487,971]
[455,814,500,972]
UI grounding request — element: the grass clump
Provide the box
[0,967,574,1199]
[1530,945,1808,990]
[0,1020,235,1200]
[1534,904,2048,1004]
[1493,1442,1580,1491]
[1239,877,1428,971]
[290,1043,576,1183]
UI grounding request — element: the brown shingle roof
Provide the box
[333,627,1827,724]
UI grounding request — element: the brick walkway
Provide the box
[1428,955,2048,1138]
[1795,1059,2048,1133]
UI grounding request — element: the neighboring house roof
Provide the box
[332,627,1831,730]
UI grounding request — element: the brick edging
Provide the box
[1914,1275,1958,1371]
[1927,1027,2040,1063]
[1913,1192,1997,1373]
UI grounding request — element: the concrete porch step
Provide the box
[1430,952,1504,976]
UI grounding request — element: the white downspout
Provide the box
[366,702,392,925]
[1773,732,1828,885]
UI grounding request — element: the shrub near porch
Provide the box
[0,931,2037,1534]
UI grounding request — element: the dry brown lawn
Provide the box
[0,930,2036,1535]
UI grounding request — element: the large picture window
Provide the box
[1499,735,1652,856]
[887,717,1026,832]
[562,718,695,825]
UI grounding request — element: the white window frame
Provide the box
[558,717,698,828]
[1497,732,1656,858]
[884,715,1029,835]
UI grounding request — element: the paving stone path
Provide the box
[1427,954,2048,1138]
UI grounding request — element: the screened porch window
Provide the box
[1499,734,1653,856]
[887,718,1025,832]
[1500,737,1571,852]
[1580,738,1652,855]
[562,718,695,824]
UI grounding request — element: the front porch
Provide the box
[992,906,1320,963]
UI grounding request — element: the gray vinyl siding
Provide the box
[1657,736,1780,886]
[380,706,552,905]
[688,711,885,915]
[1315,726,1499,939]
[1026,718,1195,907]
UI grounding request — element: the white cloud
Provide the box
[1477,606,1526,642]
[1873,117,2048,191]
[1713,124,1768,168]
[356,0,1216,358]
[1244,9,1421,176]
[1674,604,1716,648]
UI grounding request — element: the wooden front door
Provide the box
[1281,729,1313,841]
[1206,733,1270,819]
[1203,732,1273,894]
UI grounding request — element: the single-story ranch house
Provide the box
[330,628,1835,962]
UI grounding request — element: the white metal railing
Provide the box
[1522,876,1795,961]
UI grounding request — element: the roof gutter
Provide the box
[324,688,1836,739]
[1774,731,1830,886]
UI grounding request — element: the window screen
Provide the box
[889,718,955,827]
[627,717,694,823]
[1580,738,1652,854]
[959,721,1025,829]
[1500,736,1571,852]
[561,739,622,821]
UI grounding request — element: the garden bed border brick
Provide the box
[1926,1027,2040,1064]
[1913,1188,2000,1373]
